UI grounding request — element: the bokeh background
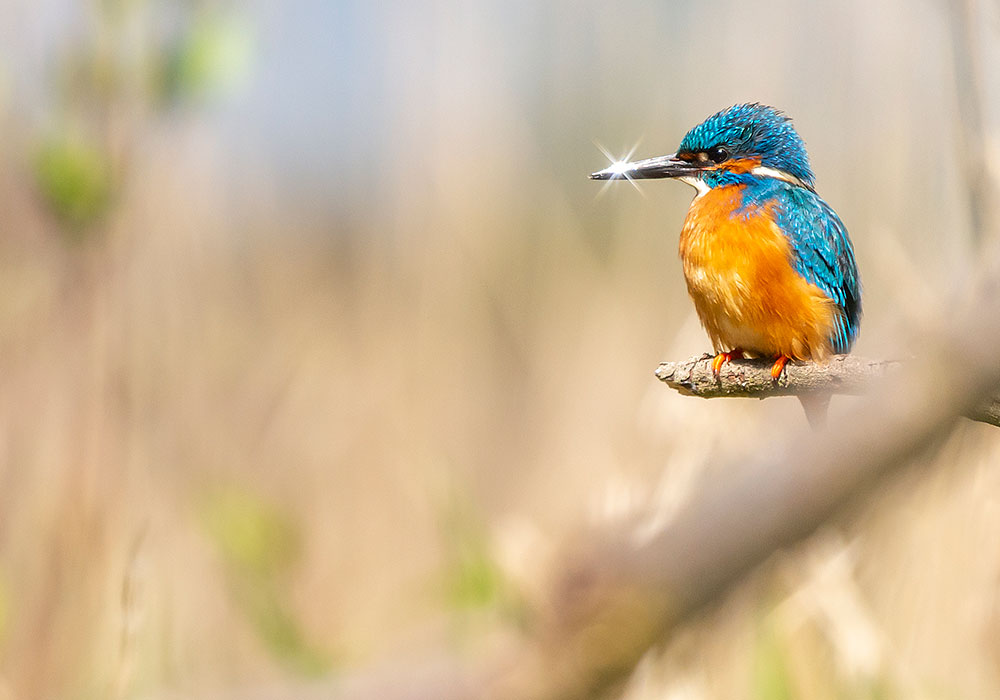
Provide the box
[1,0,1000,698]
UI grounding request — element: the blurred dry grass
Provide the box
[0,0,998,698]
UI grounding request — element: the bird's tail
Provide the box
[798,393,831,430]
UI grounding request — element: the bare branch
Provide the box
[655,354,1000,428]
[655,354,900,398]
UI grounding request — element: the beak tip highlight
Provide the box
[590,162,631,180]
[589,153,691,182]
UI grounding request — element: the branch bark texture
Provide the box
[656,354,1000,428]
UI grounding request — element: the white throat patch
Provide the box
[678,175,711,199]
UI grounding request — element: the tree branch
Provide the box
[655,354,1000,428]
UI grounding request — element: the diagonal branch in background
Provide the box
[517,307,1000,700]
[201,287,1000,700]
[655,354,1000,428]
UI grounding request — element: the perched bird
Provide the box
[591,104,861,396]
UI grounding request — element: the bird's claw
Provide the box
[770,355,790,381]
[711,348,744,378]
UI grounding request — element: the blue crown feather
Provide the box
[678,103,815,187]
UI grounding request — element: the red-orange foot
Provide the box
[770,355,791,381]
[711,348,744,378]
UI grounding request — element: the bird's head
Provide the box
[591,103,815,192]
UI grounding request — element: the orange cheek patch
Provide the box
[706,156,761,174]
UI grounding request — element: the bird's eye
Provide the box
[708,146,729,163]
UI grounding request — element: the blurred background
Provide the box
[0,0,999,698]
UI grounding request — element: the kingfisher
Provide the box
[591,103,861,387]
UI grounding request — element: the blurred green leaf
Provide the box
[753,617,795,700]
[238,573,333,677]
[447,541,504,610]
[158,12,253,106]
[201,487,300,579]
[438,495,518,618]
[34,135,113,230]
[201,487,332,675]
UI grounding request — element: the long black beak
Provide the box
[589,153,698,180]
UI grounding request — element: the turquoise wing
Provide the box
[770,185,862,353]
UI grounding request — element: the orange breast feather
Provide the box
[678,186,838,361]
